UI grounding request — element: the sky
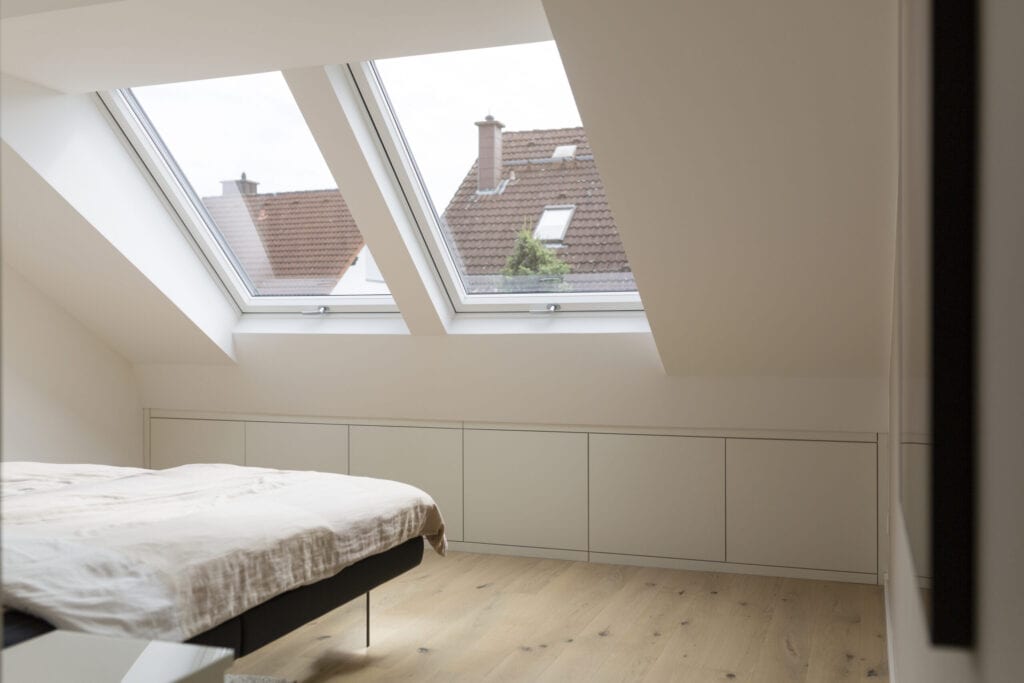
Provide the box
[132,41,582,213]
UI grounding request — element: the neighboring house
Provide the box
[441,117,631,285]
[203,117,633,295]
[202,175,365,296]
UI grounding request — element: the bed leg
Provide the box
[365,591,370,648]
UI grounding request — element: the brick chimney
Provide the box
[220,172,259,196]
[474,115,505,192]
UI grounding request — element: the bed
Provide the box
[1,461,447,656]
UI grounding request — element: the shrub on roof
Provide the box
[502,229,571,277]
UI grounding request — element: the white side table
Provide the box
[2,630,233,683]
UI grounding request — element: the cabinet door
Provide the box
[464,429,587,550]
[350,426,463,540]
[726,439,876,574]
[245,422,348,474]
[150,418,244,469]
[590,434,725,560]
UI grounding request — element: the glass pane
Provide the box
[376,42,637,296]
[131,72,389,297]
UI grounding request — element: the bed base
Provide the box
[4,536,424,657]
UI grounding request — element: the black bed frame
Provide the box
[4,536,424,657]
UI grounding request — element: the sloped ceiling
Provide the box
[0,0,551,93]
[0,0,898,382]
[2,144,234,364]
[545,0,897,376]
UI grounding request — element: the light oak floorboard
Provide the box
[229,550,888,682]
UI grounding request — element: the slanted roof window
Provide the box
[124,72,391,303]
[551,144,577,159]
[372,42,639,304]
[534,205,575,243]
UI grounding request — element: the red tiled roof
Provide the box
[202,189,364,296]
[441,127,630,276]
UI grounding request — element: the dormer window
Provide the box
[533,205,576,244]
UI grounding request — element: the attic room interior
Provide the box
[0,0,1020,682]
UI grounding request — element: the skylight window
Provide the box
[373,42,639,302]
[534,206,575,243]
[552,145,577,159]
[125,72,390,302]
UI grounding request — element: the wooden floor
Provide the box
[229,550,889,682]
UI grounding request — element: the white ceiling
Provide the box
[0,0,551,93]
[0,0,899,381]
[1,144,234,364]
[546,0,897,376]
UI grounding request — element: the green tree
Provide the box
[502,228,571,277]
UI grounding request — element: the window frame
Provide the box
[349,61,644,314]
[97,57,643,317]
[98,87,400,314]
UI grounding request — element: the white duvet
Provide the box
[1,461,446,642]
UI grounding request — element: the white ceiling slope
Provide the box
[0,0,550,93]
[2,145,233,364]
[0,74,239,364]
[545,0,897,377]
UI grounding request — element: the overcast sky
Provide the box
[133,41,581,213]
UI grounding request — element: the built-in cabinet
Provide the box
[589,434,725,561]
[464,429,588,550]
[150,418,244,469]
[148,413,879,582]
[245,421,348,474]
[350,426,464,541]
[726,439,876,574]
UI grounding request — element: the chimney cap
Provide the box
[476,114,504,128]
[221,172,259,196]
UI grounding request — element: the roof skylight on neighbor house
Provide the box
[125,71,390,302]
[533,206,575,243]
[551,145,577,159]
[372,42,639,302]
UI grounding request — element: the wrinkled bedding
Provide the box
[1,461,446,641]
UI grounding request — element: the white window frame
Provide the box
[97,88,399,314]
[348,61,644,314]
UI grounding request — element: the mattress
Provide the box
[0,461,446,642]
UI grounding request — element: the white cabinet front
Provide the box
[150,418,244,469]
[245,421,348,474]
[464,429,587,550]
[590,434,725,561]
[350,426,464,541]
[726,439,876,574]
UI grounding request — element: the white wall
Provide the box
[136,331,886,433]
[2,266,142,466]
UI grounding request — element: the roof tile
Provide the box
[441,127,631,276]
